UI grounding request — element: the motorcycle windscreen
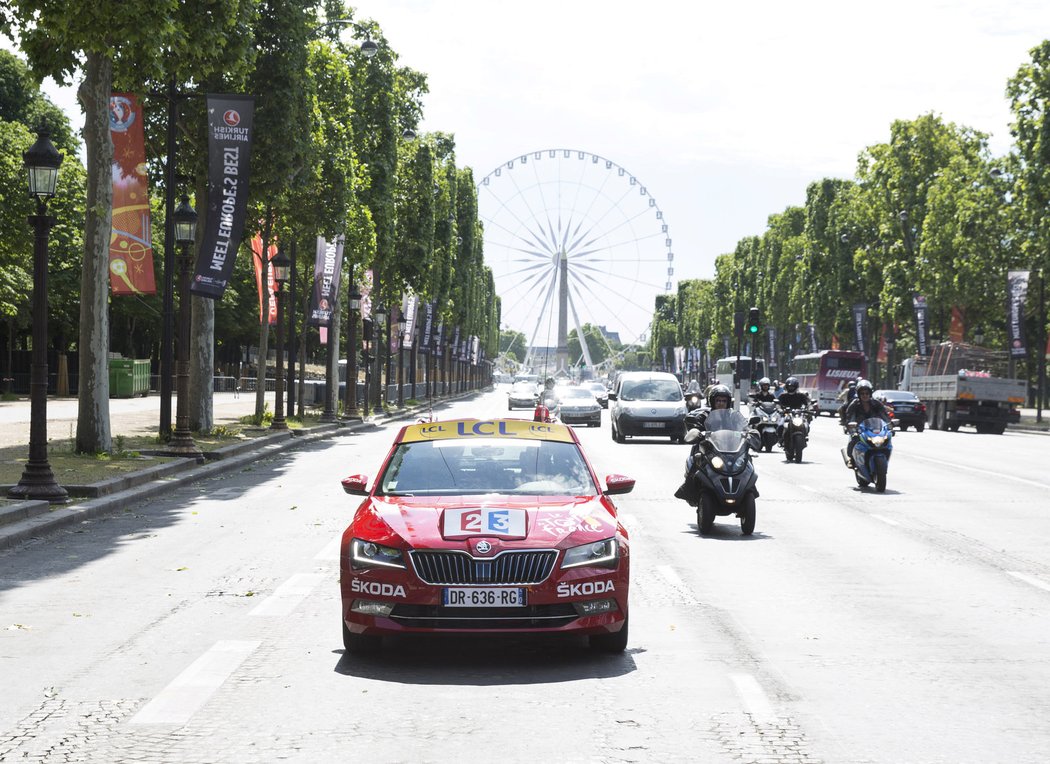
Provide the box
[705,408,750,433]
[860,417,889,434]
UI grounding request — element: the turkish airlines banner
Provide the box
[852,303,868,353]
[1007,270,1030,358]
[108,93,156,295]
[767,327,777,369]
[191,94,256,299]
[307,235,344,328]
[913,293,930,356]
[401,294,419,349]
[251,236,277,326]
[421,302,435,351]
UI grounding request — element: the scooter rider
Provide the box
[749,377,776,404]
[673,385,734,504]
[842,379,889,467]
[775,376,811,437]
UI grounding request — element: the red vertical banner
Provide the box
[949,306,966,343]
[108,93,157,295]
[877,323,889,364]
[251,235,278,325]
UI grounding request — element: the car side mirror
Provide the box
[607,391,618,401]
[604,474,635,495]
[341,474,370,496]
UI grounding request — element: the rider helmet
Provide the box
[758,377,771,389]
[847,380,857,390]
[707,384,732,409]
[784,376,800,393]
[856,379,873,396]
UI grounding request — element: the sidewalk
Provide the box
[0,389,472,552]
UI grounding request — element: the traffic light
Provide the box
[746,307,761,335]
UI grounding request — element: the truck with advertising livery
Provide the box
[897,342,1026,434]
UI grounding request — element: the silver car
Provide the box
[507,381,539,410]
[556,386,602,427]
[584,381,609,409]
[608,372,687,442]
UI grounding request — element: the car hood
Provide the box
[617,400,683,412]
[362,495,618,549]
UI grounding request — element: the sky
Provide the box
[8,0,1050,343]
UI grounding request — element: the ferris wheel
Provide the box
[478,149,674,372]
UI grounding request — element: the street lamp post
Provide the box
[270,248,291,430]
[345,286,361,418]
[374,302,386,409]
[165,195,202,456]
[9,129,67,503]
[397,312,407,407]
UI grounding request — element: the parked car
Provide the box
[556,386,603,427]
[584,381,609,408]
[339,417,634,655]
[874,389,927,432]
[507,380,539,410]
[608,371,687,443]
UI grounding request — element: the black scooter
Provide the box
[682,409,762,536]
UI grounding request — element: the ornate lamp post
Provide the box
[397,311,407,407]
[164,195,202,456]
[9,129,67,503]
[345,285,361,417]
[270,248,291,430]
[374,301,386,408]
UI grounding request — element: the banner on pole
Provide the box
[401,294,419,349]
[1007,270,1030,358]
[808,323,818,353]
[767,327,777,369]
[307,235,344,327]
[913,293,930,357]
[108,93,157,295]
[949,306,966,344]
[251,235,277,326]
[191,94,256,299]
[852,303,868,353]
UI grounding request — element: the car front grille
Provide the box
[388,603,579,630]
[410,550,558,585]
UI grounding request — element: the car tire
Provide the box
[589,614,628,653]
[342,620,381,655]
[613,422,625,443]
[916,422,925,433]
[899,423,908,431]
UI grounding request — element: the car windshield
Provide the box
[376,437,596,496]
[560,388,593,401]
[586,383,606,393]
[879,391,916,402]
[619,379,683,402]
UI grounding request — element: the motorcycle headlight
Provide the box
[792,416,804,427]
[562,538,618,569]
[709,455,725,471]
[723,451,748,474]
[869,435,887,447]
[351,539,406,569]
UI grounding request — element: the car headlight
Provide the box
[561,538,618,569]
[351,538,406,569]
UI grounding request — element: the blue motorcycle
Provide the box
[841,416,895,492]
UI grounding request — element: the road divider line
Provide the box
[910,454,1050,490]
[315,535,342,561]
[130,640,259,725]
[657,564,686,589]
[870,514,900,526]
[730,673,777,723]
[1007,571,1050,593]
[249,573,326,617]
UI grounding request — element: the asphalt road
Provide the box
[1,387,1048,763]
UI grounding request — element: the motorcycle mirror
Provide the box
[684,428,702,443]
[748,415,762,427]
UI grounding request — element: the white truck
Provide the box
[898,342,1026,434]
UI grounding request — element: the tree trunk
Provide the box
[189,177,214,432]
[75,51,113,454]
[254,212,273,420]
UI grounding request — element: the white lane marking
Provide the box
[618,513,640,532]
[870,514,900,527]
[730,673,777,723]
[910,454,1050,491]
[795,484,819,493]
[657,564,686,588]
[314,534,343,561]
[1007,571,1050,593]
[131,640,259,725]
[249,573,326,616]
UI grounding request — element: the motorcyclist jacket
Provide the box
[749,390,776,403]
[777,391,810,410]
[843,397,889,424]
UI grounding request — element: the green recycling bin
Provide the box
[109,358,151,398]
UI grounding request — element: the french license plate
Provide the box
[443,587,526,607]
[642,421,664,428]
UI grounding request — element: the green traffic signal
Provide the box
[746,307,760,334]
